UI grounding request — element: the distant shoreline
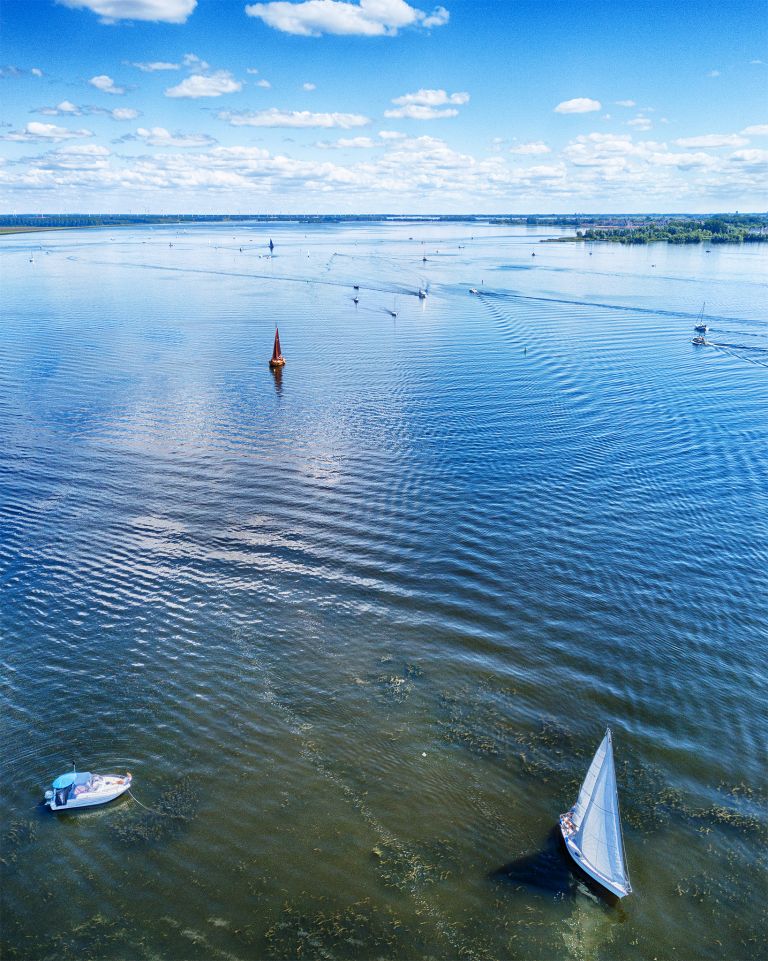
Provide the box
[2,213,766,244]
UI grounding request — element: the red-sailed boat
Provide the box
[269,328,285,368]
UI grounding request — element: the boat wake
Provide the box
[704,342,768,368]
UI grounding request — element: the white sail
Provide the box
[565,729,631,897]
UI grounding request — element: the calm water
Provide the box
[1,222,766,961]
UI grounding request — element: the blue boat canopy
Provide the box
[52,772,92,789]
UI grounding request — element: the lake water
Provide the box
[1,222,766,961]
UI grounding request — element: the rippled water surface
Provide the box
[2,222,766,960]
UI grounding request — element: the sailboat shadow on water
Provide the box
[489,826,626,906]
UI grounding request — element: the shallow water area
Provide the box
[2,221,767,960]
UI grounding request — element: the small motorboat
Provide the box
[45,770,131,811]
[353,297,359,304]
[269,327,286,368]
[560,728,632,899]
[692,335,707,345]
[353,285,360,290]
[418,288,427,299]
[469,288,479,295]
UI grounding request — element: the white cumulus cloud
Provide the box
[28,144,112,173]
[555,97,602,114]
[182,53,209,71]
[37,101,140,121]
[317,136,377,148]
[221,108,370,128]
[303,82,316,91]
[509,141,551,155]
[391,88,469,107]
[729,148,768,165]
[39,100,83,115]
[615,99,636,108]
[31,68,43,77]
[165,71,242,98]
[628,116,652,130]
[128,60,180,72]
[2,121,94,142]
[384,104,457,119]
[256,79,272,88]
[674,133,748,148]
[244,0,449,37]
[89,75,125,95]
[111,108,140,120]
[135,126,216,147]
[57,1,197,23]
[741,124,768,136]
[385,90,469,121]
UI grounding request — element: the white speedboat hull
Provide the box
[47,774,131,811]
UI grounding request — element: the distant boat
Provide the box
[353,297,359,304]
[269,238,274,252]
[560,728,632,899]
[269,327,286,368]
[45,769,132,811]
[469,288,479,295]
[353,285,360,290]
[692,335,707,345]
[694,303,708,333]
[418,288,427,299]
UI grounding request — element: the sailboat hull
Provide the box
[560,819,631,898]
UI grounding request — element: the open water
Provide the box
[1,222,766,961]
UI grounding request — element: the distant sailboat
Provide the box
[269,238,274,253]
[269,327,285,368]
[560,728,632,899]
[694,302,708,333]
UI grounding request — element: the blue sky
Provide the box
[1,0,766,212]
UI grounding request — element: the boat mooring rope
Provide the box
[127,789,184,818]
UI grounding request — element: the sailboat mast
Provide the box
[610,729,632,889]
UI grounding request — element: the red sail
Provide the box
[272,328,282,361]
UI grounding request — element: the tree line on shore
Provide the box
[576,215,767,245]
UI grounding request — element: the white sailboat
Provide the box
[560,728,632,898]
